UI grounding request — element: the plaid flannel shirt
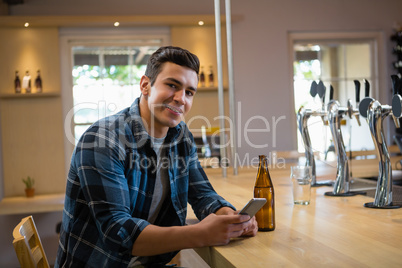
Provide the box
[55,98,235,267]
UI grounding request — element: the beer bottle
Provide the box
[14,70,21,93]
[23,70,31,93]
[208,65,214,87]
[254,155,275,231]
[35,69,42,93]
[200,66,206,87]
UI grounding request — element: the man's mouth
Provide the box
[164,104,183,115]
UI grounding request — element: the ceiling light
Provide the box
[24,22,29,27]
[114,22,120,27]
[198,21,204,26]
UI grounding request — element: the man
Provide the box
[56,46,257,267]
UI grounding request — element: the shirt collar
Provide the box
[129,97,183,145]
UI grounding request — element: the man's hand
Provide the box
[239,216,258,237]
[132,207,258,256]
[215,206,258,237]
[195,213,251,246]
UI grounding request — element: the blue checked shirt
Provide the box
[56,98,235,267]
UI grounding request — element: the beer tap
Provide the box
[297,81,333,187]
[347,80,362,126]
[359,76,401,208]
[324,84,366,196]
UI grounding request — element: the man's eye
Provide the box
[168,83,177,88]
[186,90,194,96]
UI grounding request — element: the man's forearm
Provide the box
[131,213,251,257]
[131,224,203,256]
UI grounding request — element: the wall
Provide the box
[171,25,231,131]
[0,28,66,266]
[0,27,66,197]
[5,0,402,160]
[229,0,397,157]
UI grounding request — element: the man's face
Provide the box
[140,62,198,137]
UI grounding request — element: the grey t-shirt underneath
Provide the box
[129,135,169,267]
[147,135,169,224]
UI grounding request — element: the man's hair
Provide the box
[145,46,200,86]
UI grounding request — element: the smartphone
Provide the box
[239,198,267,217]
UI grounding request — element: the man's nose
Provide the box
[173,89,186,104]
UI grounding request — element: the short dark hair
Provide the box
[145,46,200,86]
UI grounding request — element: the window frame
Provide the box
[59,27,170,174]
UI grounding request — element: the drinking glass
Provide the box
[290,166,312,205]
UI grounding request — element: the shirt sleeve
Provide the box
[74,124,149,253]
[186,133,236,220]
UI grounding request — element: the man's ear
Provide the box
[140,75,151,95]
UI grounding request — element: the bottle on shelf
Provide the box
[35,70,43,93]
[208,65,214,87]
[14,70,21,93]
[200,66,206,87]
[254,155,275,231]
[22,70,31,93]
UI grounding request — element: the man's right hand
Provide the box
[195,213,252,246]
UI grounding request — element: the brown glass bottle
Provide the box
[35,69,42,93]
[199,66,206,87]
[208,65,214,87]
[254,155,275,231]
[14,70,21,93]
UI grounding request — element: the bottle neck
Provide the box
[255,156,272,187]
[257,156,268,174]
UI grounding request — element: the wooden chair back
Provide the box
[12,215,50,268]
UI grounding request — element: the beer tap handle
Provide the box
[322,83,326,104]
[326,85,335,119]
[364,79,370,97]
[351,80,362,126]
[317,80,326,105]
[317,81,325,98]
[391,74,400,96]
[354,80,361,104]
[317,81,326,123]
[392,75,402,125]
[310,81,318,98]
[359,79,374,118]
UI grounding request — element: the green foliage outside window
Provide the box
[73,64,145,86]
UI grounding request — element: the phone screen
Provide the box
[239,198,267,217]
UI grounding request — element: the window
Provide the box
[290,32,380,158]
[60,28,169,174]
[71,45,159,142]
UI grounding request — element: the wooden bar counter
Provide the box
[190,164,402,267]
